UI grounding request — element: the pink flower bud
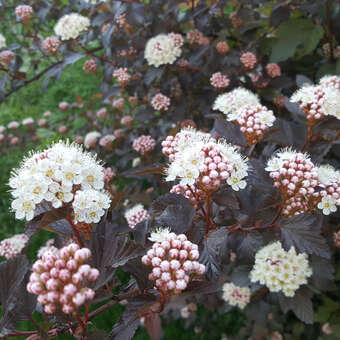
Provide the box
[155,247,165,258]
[37,294,48,305]
[161,272,171,282]
[66,259,77,271]
[167,280,176,290]
[160,260,170,271]
[78,264,91,276]
[169,249,179,258]
[72,292,86,306]
[47,291,59,303]
[183,260,193,271]
[88,268,99,281]
[170,260,181,270]
[62,304,74,314]
[189,250,199,260]
[179,250,188,260]
[175,280,187,291]
[59,269,71,281]
[44,303,56,314]
[152,257,161,267]
[64,284,77,296]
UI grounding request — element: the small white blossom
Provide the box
[222,283,250,309]
[227,171,247,191]
[0,34,6,49]
[11,196,36,221]
[250,241,312,297]
[213,88,260,116]
[145,34,182,67]
[148,227,174,243]
[54,13,90,40]
[317,196,337,215]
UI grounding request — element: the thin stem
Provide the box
[301,125,313,152]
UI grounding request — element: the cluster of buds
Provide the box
[250,241,312,297]
[222,283,251,309]
[186,29,203,45]
[142,228,205,295]
[216,41,229,55]
[103,167,115,184]
[151,93,171,111]
[334,230,340,248]
[124,204,150,228]
[290,77,340,124]
[266,63,281,78]
[210,72,230,89]
[233,104,276,146]
[99,134,115,150]
[163,128,249,193]
[42,37,61,55]
[0,233,29,259]
[240,52,257,69]
[170,184,206,208]
[323,43,340,59]
[112,68,131,86]
[0,50,14,65]
[15,5,33,24]
[132,135,156,155]
[316,164,340,215]
[266,149,320,216]
[27,243,99,315]
[229,12,243,28]
[319,75,340,91]
[83,59,97,74]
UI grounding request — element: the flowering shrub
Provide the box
[0,1,340,339]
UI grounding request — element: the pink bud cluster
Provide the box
[142,233,205,294]
[319,75,340,91]
[132,135,156,155]
[229,12,243,28]
[186,29,203,45]
[113,98,125,111]
[216,41,229,55]
[83,59,97,74]
[99,134,115,149]
[210,72,230,89]
[15,5,33,23]
[234,104,275,146]
[59,101,69,111]
[103,167,115,184]
[96,107,108,120]
[0,50,14,65]
[112,68,131,86]
[266,151,320,216]
[334,230,340,248]
[125,204,150,228]
[27,243,99,315]
[0,233,28,259]
[170,184,206,207]
[194,143,242,192]
[120,115,132,126]
[266,63,281,78]
[42,37,61,55]
[151,93,171,111]
[168,33,184,48]
[240,52,257,69]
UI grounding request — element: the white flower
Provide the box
[179,167,200,186]
[11,196,36,221]
[9,140,109,222]
[0,34,6,49]
[83,0,107,3]
[80,165,104,190]
[54,13,90,40]
[72,189,110,224]
[145,34,182,67]
[148,227,174,242]
[45,182,73,208]
[222,283,251,309]
[317,164,339,186]
[227,171,247,191]
[317,196,337,215]
[213,88,260,116]
[291,85,317,104]
[132,157,141,167]
[55,163,81,186]
[265,157,284,172]
[256,108,276,127]
[250,241,312,297]
[322,87,340,119]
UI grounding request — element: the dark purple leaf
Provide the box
[278,287,314,324]
[211,119,247,147]
[280,214,330,259]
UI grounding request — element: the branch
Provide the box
[4,61,62,99]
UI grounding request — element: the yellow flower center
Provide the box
[86,175,94,183]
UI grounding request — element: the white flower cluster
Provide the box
[0,34,6,49]
[165,128,248,192]
[0,234,29,259]
[290,76,340,122]
[316,164,340,215]
[145,33,182,67]
[222,283,251,309]
[9,141,111,223]
[250,241,312,297]
[83,0,107,3]
[54,13,90,40]
[213,87,260,116]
